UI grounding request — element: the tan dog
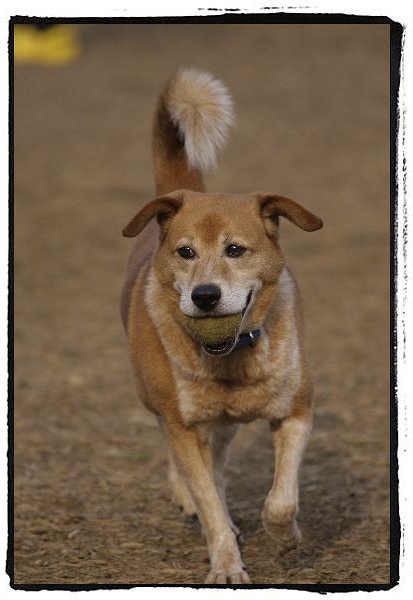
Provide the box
[121,68,322,584]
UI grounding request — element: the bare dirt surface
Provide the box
[13,24,390,586]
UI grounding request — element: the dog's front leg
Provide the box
[261,412,312,555]
[164,419,250,584]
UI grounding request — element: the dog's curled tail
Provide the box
[153,68,234,194]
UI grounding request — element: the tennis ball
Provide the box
[183,313,243,345]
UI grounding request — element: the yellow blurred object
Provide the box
[14,25,81,65]
[183,313,243,345]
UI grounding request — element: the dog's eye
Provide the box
[226,244,246,258]
[177,246,196,260]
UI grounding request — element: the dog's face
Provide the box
[123,190,322,355]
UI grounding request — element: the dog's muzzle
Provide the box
[183,290,254,356]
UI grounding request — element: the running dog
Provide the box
[121,68,322,584]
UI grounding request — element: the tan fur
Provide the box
[166,68,234,172]
[121,69,322,584]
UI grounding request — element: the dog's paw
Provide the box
[274,519,302,556]
[205,567,251,584]
[261,499,302,555]
[262,511,302,555]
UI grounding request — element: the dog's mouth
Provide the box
[203,339,235,355]
[181,290,251,357]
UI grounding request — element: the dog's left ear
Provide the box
[122,192,183,238]
[258,194,323,234]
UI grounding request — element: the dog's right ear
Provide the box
[122,193,183,238]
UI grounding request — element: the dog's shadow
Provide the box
[225,409,367,569]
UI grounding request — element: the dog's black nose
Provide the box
[191,284,221,311]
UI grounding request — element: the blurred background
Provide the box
[13,23,390,585]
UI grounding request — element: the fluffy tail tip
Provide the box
[166,67,234,172]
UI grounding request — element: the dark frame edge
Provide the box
[7,14,403,592]
[7,16,15,591]
[8,13,400,25]
[389,19,404,590]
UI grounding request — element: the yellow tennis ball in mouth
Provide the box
[183,313,243,345]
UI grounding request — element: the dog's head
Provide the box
[123,190,322,356]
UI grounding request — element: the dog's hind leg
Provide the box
[212,423,241,536]
[164,419,250,584]
[167,446,197,518]
[158,416,197,517]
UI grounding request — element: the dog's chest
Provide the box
[175,338,301,426]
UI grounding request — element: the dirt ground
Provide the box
[13,24,391,586]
